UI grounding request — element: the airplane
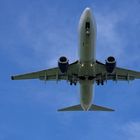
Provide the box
[11,7,140,112]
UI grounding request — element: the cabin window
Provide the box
[85,22,90,29]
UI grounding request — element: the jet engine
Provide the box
[105,56,116,73]
[58,56,69,73]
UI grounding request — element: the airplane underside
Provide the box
[11,7,140,112]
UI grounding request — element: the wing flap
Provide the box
[11,61,79,81]
[96,60,140,81]
[11,69,47,80]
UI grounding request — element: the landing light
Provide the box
[81,64,84,67]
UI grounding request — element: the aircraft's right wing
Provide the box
[96,60,140,81]
[11,61,79,81]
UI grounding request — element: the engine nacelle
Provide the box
[105,56,116,73]
[58,56,69,73]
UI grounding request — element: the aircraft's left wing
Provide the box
[96,61,140,81]
[11,61,79,81]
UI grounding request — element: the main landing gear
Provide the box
[70,81,77,86]
[96,80,104,85]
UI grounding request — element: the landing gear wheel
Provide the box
[97,80,100,85]
[101,80,104,85]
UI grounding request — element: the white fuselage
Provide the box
[78,8,97,110]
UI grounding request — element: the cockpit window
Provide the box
[85,22,90,29]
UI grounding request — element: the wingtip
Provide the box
[11,76,14,80]
[108,108,115,111]
[57,109,66,112]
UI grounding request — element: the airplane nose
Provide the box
[83,7,92,18]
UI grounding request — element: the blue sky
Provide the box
[0,0,140,139]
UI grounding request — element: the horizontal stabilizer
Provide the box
[58,104,114,112]
[58,104,83,111]
[89,104,115,111]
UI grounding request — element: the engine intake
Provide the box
[58,56,69,73]
[105,56,116,73]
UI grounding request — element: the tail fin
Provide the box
[58,104,114,112]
